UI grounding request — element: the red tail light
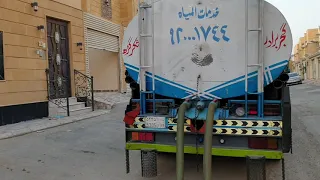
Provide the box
[132,132,154,142]
[248,110,258,115]
[248,137,278,150]
[132,132,139,141]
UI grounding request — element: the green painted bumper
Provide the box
[126,143,283,160]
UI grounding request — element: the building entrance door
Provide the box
[47,17,71,99]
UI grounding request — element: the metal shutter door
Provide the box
[84,13,120,36]
[87,29,119,52]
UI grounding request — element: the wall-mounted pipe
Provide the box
[203,101,218,180]
[176,101,191,180]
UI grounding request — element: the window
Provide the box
[0,31,3,80]
[102,0,112,20]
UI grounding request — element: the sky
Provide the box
[266,0,320,47]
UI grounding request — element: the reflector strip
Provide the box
[168,118,191,125]
[168,125,191,132]
[214,120,282,128]
[135,117,282,127]
[128,125,282,137]
[212,128,282,137]
[131,117,282,137]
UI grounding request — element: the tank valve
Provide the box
[196,101,205,111]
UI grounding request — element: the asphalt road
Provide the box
[0,83,319,180]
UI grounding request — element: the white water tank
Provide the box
[122,0,293,99]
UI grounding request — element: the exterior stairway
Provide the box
[49,97,92,118]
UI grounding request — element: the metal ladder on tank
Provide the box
[244,0,265,117]
[138,0,156,115]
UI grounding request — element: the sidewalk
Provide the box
[0,91,131,140]
[94,91,131,109]
[303,79,320,86]
[0,110,110,140]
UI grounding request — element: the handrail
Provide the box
[45,68,70,116]
[74,69,95,111]
[74,69,91,79]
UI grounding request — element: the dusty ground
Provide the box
[0,83,319,180]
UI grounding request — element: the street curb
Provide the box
[303,80,320,86]
[0,110,110,140]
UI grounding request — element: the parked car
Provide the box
[287,72,302,85]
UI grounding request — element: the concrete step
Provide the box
[69,102,86,110]
[49,97,78,103]
[57,107,92,116]
[49,97,85,107]
[49,101,85,109]
[69,97,78,104]
[49,97,92,118]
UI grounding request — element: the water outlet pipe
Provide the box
[203,101,218,180]
[176,101,191,180]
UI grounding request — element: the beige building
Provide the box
[0,0,86,125]
[292,28,320,80]
[83,0,136,93]
[0,0,136,125]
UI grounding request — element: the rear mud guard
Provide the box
[282,86,292,153]
[246,156,266,180]
[246,156,285,180]
[141,149,158,178]
[125,150,130,174]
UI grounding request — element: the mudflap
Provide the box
[125,150,130,174]
[246,156,285,180]
[141,149,158,178]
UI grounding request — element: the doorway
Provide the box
[47,17,71,99]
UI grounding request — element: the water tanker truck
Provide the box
[122,0,292,179]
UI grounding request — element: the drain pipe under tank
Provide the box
[176,100,191,180]
[203,100,218,180]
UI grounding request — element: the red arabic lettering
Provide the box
[266,31,274,48]
[277,23,287,51]
[123,36,139,56]
[123,37,132,55]
[264,36,268,45]
[129,38,139,56]
[264,23,287,51]
[272,35,279,48]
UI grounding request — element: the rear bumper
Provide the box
[126,143,283,160]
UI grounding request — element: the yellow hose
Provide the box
[203,102,218,180]
[176,101,190,180]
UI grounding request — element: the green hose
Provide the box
[176,101,190,180]
[203,102,217,180]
